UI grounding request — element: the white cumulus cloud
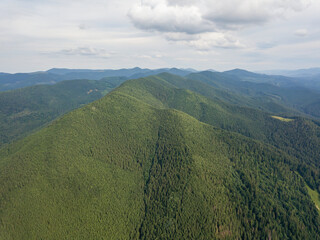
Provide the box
[128,0,313,50]
[129,0,312,33]
[128,0,214,34]
[166,32,245,50]
[203,0,311,28]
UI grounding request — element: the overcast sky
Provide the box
[0,0,319,73]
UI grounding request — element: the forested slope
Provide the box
[0,74,320,239]
[0,77,126,147]
[120,74,320,192]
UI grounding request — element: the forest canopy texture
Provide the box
[0,73,320,239]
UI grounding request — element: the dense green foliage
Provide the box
[0,77,126,147]
[0,74,320,239]
[122,74,320,192]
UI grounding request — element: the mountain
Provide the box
[291,74,320,92]
[0,73,320,239]
[261,68,320,78]
[128,68,192,79]
[2,68,319,94]
[0,77,126,148]
[48,67,192,80]
[223,68,298,87]
[49,67,192,81]
[2,72,320,188]
[120,73,320,191]
[0,71,294,152]
[0,68,193,91]
[47,67,152,80]
[258,68,320,92]
[187,71,320,119]
[0,72,62,91]
[46,67,150,76]
[180,68,198,72]
[204,69,217,72]
[224,68,264,78]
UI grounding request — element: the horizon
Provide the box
[1,66,320,75]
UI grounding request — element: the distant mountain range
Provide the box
[1,67,320,92]
[260,68,320,78]
[0,68,193,91]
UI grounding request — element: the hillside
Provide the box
[0,74,320,239]
[119,74,320,191]
[1,72,320,190]
[0,77,126,147]
[0,71,291,149]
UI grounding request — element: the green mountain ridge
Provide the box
[0,77,126,148]
[1,74,320,239]
[119,74,320,191]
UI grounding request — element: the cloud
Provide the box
[128,0,214,34]
[203,0,311,28]
[164,32,199,42]
[295,29,308,37]
[54,47,114,58]
[129,0,311,33]
[128,0,312,50]
[186,33,245,50]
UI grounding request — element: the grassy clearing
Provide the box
[306,185,320,213]
[271,115,294,122]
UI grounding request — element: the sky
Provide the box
[0,0,319,73]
